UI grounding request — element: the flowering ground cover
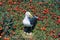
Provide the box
[0,0,60,40]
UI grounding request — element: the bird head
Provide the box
[25,11,33,18]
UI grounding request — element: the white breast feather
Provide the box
[23,17,32,27]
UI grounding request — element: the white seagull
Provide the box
[23,11,38,35]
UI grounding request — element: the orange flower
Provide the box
[7,8,12,12]
[49,30,56,37]
[11,12,15,15]
[8,0,13,5]
[37,24,40,27]
[40,27,46,31]
[0,22,3,24]
[19,8,23,11]
[9,34,12,37]
[1,32,5,36]
[57,16,60,19]
[53,35,58,38]
[4,37,10,40]
[50,30,56,33]
[49,31,54,36]
[22,9,26,13]
[12,32,15,35]
[51,14,57,19]
[37,2,43,5]
[49,4,54,7]
[0,27,2,30]
[13,6,20,11]
[7,14,10,17]
[29,6,35,9]
[11,30,15,35]
[52,30,56,33]
[13,2,17,4]
[30,0,32,3]
[0,36,2,38]
[13,25,17,28]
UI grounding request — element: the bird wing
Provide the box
[28,16,37,27]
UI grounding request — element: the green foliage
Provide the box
[0,0,60,40]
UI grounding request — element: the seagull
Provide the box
[23,11,38,35]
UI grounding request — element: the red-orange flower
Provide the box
[42,8,49,14]
[51,14,57,19]
[49,30,55,36]
[52,35,58,38]
[13,2,17,4]
[42,16,48,19]
[37,17,40,21]
[0,2,3,6]
[50,30,56,34]
[22,9,26,13]
[8,0,13,5]
[29,6,35,9]
[56,19,60,24]
[17,2,20,5]
[13,6,20,11]
[40,27,46,31]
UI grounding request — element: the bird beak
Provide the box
[29,14,33,18]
